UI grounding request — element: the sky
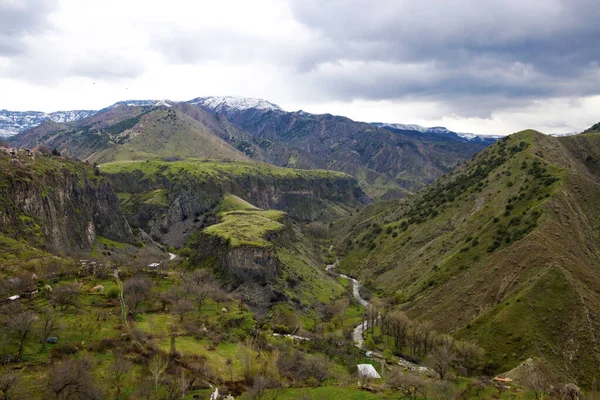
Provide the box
[1,0,600,136]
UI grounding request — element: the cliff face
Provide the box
[0,153,135,255]
[103,159,369,247]
[189,214,342,314]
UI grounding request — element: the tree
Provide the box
[49,282,80,311]
[384,311,410,352]
[124,276,153,315]
[172,297,194,322]
[6,310,37,360]
[332,298,349,327]
[428,343,455,380]
[521,360,554,400]
[0,367,19,400]
[37,144,51,156]
[184,269,217,310]
[38,307,60,350]
[387,369,425,400]
[48,358,102,399]
[109,353,131,400]
[454,340,485,376]
[51,147,61,156]
[148,354,168,392]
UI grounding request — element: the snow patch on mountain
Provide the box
[0,109,96,137]
[188,96,283,112]
[372,122,502,142]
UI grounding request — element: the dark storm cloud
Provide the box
[0,0,58,55]
[287,0,600,115]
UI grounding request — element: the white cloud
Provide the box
[0,0,599,136]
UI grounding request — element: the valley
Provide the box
[1,98,598,399]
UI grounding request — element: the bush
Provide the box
[105,287,119,299]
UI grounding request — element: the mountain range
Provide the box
[8,96,493,198]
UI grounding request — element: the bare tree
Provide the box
[184,269,217,310]
[6,310,37,360]
[38,307,60,350]
[124,276,153,315]
[177,368,191,399]
[387,368,425,400]
[454,340,485,376]
[562,383,582,400]
[428,343,455,380]
[49,283,80,311]
[172,298,194,322]
[109,353,131,400]
[384,311,410,352]
[0,367,19,400]
[37,144,51,156]
[48,358,103,399]
[246,376,280,400]
[148,354,168,392]
[332,298,349,327]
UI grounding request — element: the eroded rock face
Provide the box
[109,168,368,247]
[190,219,298,314]
[0,155,135,254]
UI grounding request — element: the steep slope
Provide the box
[333,130,600,385]
[10,105,249,163]
[187,98,489,198]
[186,195,346,317]
[102,159,368,248]
[0,151,149,269]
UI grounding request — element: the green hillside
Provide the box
[10,105,248,163]
[333,130,600,385]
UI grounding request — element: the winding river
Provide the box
[326,260,432,374]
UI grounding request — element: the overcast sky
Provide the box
[1,0,599,135]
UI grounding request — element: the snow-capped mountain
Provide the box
[188,96,283,113]
[371,122,501,144]
[100,99,168,111]
[0,109,96,137]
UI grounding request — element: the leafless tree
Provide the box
[38,307,60,350]
[172,298,194,322]
[109,353,131,400]
[562,383,582,400]
[428,342,455,380]
[387,368,425,400]
[184,269,217,310]
[384,311,410,352]
[124,276,153,315]
[6,310,37,360]
[177,368,191,399]
[48,358,103,399]
[0,367,20,400]
[37,144,51,156]
[332,298,349,327]
[454,340,485,376]
[246,375,280,400]
[49,283,80,311]
[148,354,168,392]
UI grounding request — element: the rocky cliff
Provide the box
[186,202,345,316]
[102,159,369,247]
[0,152,136,255]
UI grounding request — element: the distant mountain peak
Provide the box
[188,96,283,112]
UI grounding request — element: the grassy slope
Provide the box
[204,208,285,247]
[11,106,249,164]
[101,158,348,181]
[90,108,248,163]
[333,130,600,384]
